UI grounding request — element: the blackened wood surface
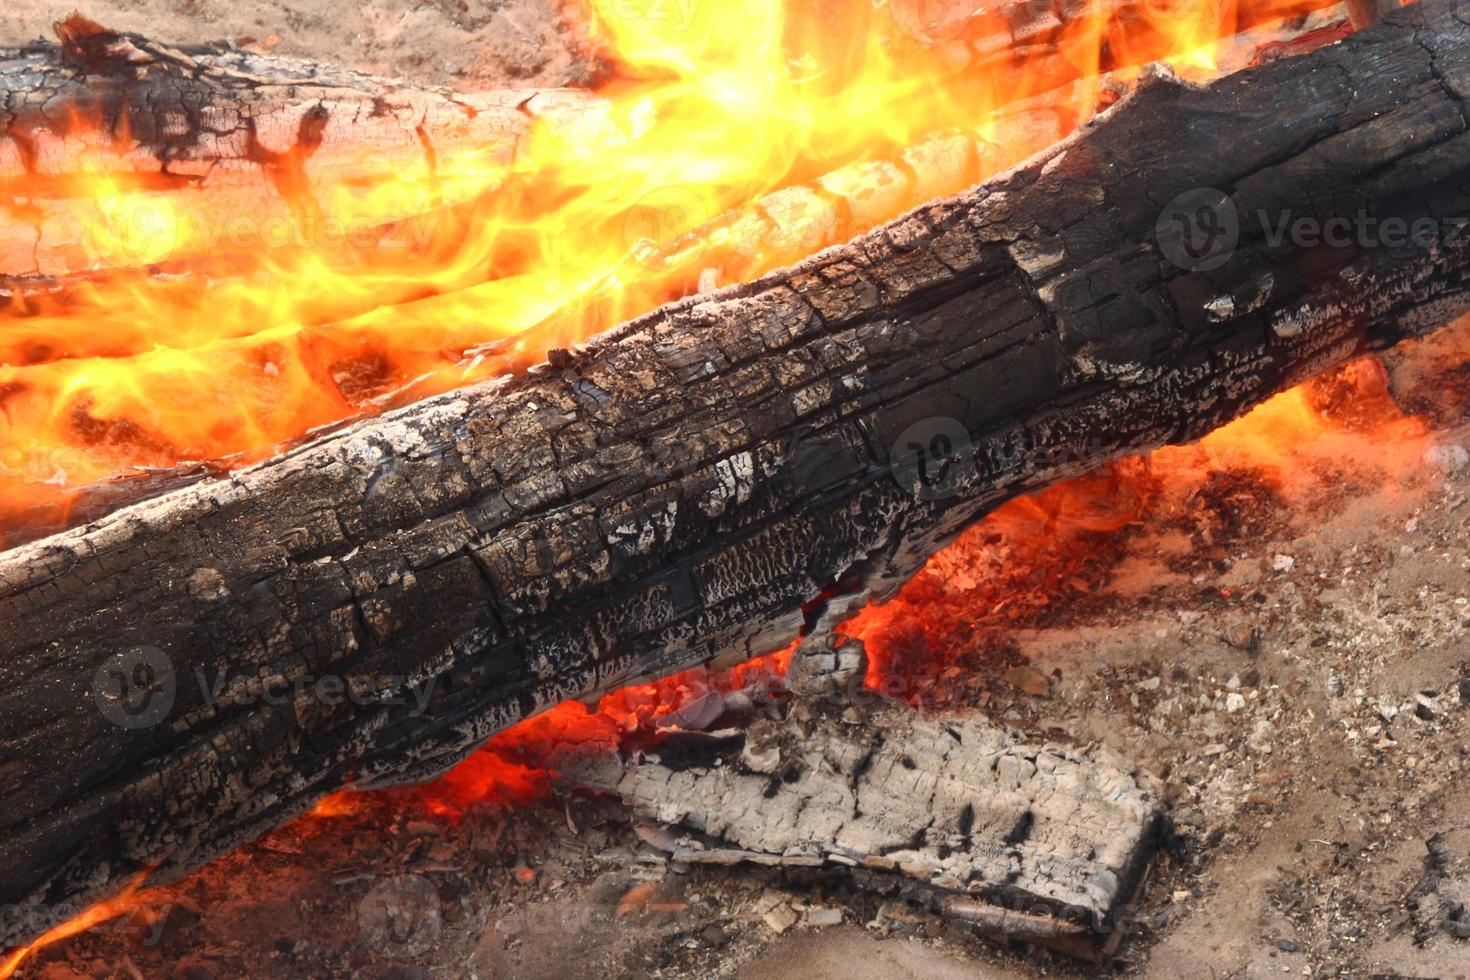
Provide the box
[5,0,1470,949]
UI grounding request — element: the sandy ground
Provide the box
[0,0,600,89]
[6,6,1470,979]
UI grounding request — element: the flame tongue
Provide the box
[0,0,1344,543]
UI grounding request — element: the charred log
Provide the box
[4,0,1470,950]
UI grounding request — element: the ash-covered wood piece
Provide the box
[5,0,1470,951]
[558,619,1160,960]
[582,707,1160,957]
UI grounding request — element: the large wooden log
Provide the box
[4,0,1470,951]
[0,7,1354,552]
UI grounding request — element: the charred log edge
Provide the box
[0,462,234,551]
[3,0,1470,952]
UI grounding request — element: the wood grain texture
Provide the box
[586,710,1160,957]
[558,620,1161,960]
[4,0,1470,949]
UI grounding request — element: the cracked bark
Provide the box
[4,0,1470,950]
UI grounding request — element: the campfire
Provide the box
[4,0,1470,975]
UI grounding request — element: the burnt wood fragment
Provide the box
[557,622,1161,961]
[572,707,1161,961]
[0,15,601,277]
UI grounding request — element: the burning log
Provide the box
[0,2,1351,547]
[4,0,1470,951]
[2,1,1340,285]
[0,15,603,277]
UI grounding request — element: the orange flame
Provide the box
[6,352,1437,973]
[0,872,159,980]
[321,354,1438,815]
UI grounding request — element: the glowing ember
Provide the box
[3,346,1438,973]
[0,873,159,980]
[0,0,1337,542]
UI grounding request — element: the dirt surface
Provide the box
[6,6,1470,980]
[0,0,600,89]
